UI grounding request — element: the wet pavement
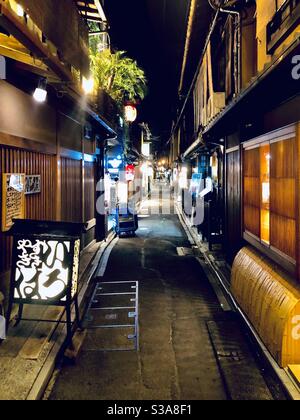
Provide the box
[48,190,276,400]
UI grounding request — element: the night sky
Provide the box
[105,0,191,142]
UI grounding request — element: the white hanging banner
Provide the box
[0,316,6,340]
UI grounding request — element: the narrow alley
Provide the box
[2,0,300,404]
[47,188,277,401]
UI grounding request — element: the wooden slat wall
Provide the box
[0,146,56,273]
[226,149,242,263]
[244,148,260,237]
[61,157,82,223]
[270,139,296,260]
[84,162,95,222]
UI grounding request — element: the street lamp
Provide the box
[82,76,95,95]
[33,79,47,103]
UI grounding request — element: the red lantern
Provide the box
[124,105,137,122]
[126,164,135,181]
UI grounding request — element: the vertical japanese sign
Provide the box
[2,174,26,232]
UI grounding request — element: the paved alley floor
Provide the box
[48,191,275,401]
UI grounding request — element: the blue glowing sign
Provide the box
[108,159,122,169]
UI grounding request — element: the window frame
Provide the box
[242,124,297,275]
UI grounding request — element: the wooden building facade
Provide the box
[0,0,118,308]
[171,0,300,273]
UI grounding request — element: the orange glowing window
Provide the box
[260,144,270,244]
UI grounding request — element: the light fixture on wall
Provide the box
[33,78,47,103]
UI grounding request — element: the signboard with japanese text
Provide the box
[2,174,25,232]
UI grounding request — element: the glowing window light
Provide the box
[262,182,270,205]
[82,76,94,94]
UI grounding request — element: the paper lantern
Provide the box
[124,105,137,122]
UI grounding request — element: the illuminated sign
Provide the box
[108,158,123,169]
[13,238,79,303]
[7,220,85,343]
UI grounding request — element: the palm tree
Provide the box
[90,50,147,107]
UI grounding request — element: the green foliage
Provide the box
[90,50,147,107]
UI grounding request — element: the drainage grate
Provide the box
[207,320,273,400]
[217,351,242,362]
[85,281,139,352]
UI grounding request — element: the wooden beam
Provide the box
[77,5,98,15]
[84,16,103,23]
[0,132,56,154]
[179,0,196,94]
[94,0,107,21]
[77,0,106,21]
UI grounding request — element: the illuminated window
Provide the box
[243,125,297,262]
[260,145,270,244]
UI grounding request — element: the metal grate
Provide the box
[85,281,139,351]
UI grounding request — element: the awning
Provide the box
[182,135,223,160]
[183,136,203,160]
